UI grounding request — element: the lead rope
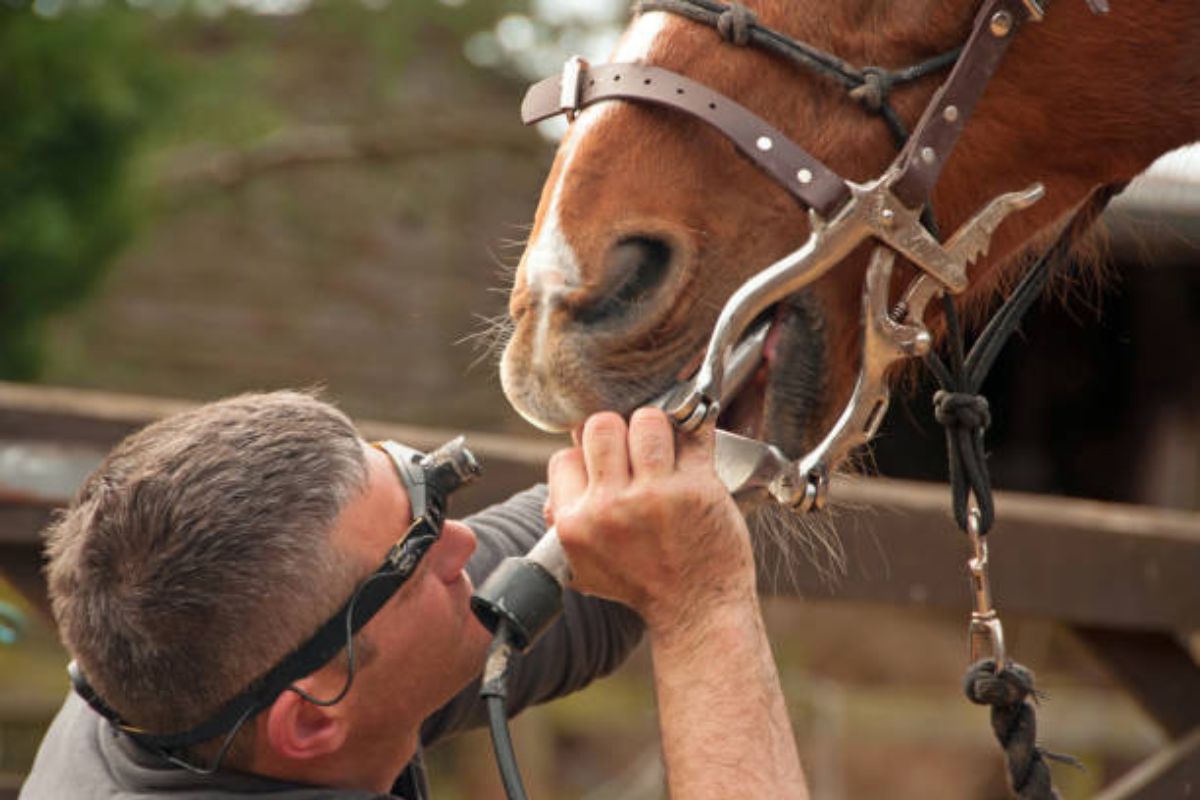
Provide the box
[923,222,1069,800]
[921,184,1123,796]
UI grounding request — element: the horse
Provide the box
[498,0,1200,474]
[492,4,1198,794]
[482,7,1195,800]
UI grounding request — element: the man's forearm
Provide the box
[547,412,807,797]
[649,596,809,800]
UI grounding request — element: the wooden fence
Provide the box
[0,381,1196,797]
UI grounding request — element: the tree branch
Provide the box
[155,118,549,193]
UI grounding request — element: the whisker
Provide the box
[484,246,520,279]
[456,312,514,371]
[749,502,847,594]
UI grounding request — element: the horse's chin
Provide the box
[498,342,582,433]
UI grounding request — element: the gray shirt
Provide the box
[21,486,643,799]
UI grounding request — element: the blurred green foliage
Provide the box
[0,3,170,378]
[0,0,528,381]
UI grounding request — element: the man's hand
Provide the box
[547,408,754,638]
[546,407,809,799]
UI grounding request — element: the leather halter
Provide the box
[517,0,1090,515]
[513,7,1109,797]
[522,0,1042,221]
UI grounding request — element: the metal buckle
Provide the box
[966,504,1007,670]
[559,56,589,121]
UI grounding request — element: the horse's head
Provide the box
[502,1,1199,458]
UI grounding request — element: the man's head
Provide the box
[45,390,485,787]
[47,390,367,734]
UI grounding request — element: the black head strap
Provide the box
[69,530,435,752]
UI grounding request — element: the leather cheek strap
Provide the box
[891,0,1035,209]
[521,62,852,219]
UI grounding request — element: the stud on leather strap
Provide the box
[521,61,852,218]
[891,0,1041,209]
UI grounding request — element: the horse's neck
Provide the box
[921,2,1199,297]
[1028,3,1200,184]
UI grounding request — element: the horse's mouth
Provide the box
[501,290,829,460]
[711,294,828,460]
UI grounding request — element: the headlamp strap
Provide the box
[67,540,427,752]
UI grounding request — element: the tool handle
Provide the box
[525,526,571,583]
[471,526,569,652]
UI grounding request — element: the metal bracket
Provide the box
[665,179,1042,508]
[1020,0,1046,21]
[559,56,588,121]
[663,171,1044,431]
[701,248,939,511]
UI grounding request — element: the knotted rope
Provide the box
[923,185,1123,797]
[633,0,961,146]
[964,660,1083,799]
[715,2,755,46]
[847,67,895,112]
[933,387,994,529]
[924,193,1104,535]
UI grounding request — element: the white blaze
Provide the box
[522,11,674,368]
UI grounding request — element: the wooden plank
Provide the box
[0,544,51,622]
[1095,726,1200,800]
[1,382,1199,633]
[807,479,1200,632]
[1075,627,1200,740]
[0,382,192,446]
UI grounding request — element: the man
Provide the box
[22,391,806,798]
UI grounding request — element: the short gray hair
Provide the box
[45,391,369,734]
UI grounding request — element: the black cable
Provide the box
[481,623,529,800]
[486,695,528,800]
[156,702,260,776]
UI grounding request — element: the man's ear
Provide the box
[263,682,349,762]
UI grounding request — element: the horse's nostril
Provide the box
[577,236,673,325]
[611,236,671,304]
